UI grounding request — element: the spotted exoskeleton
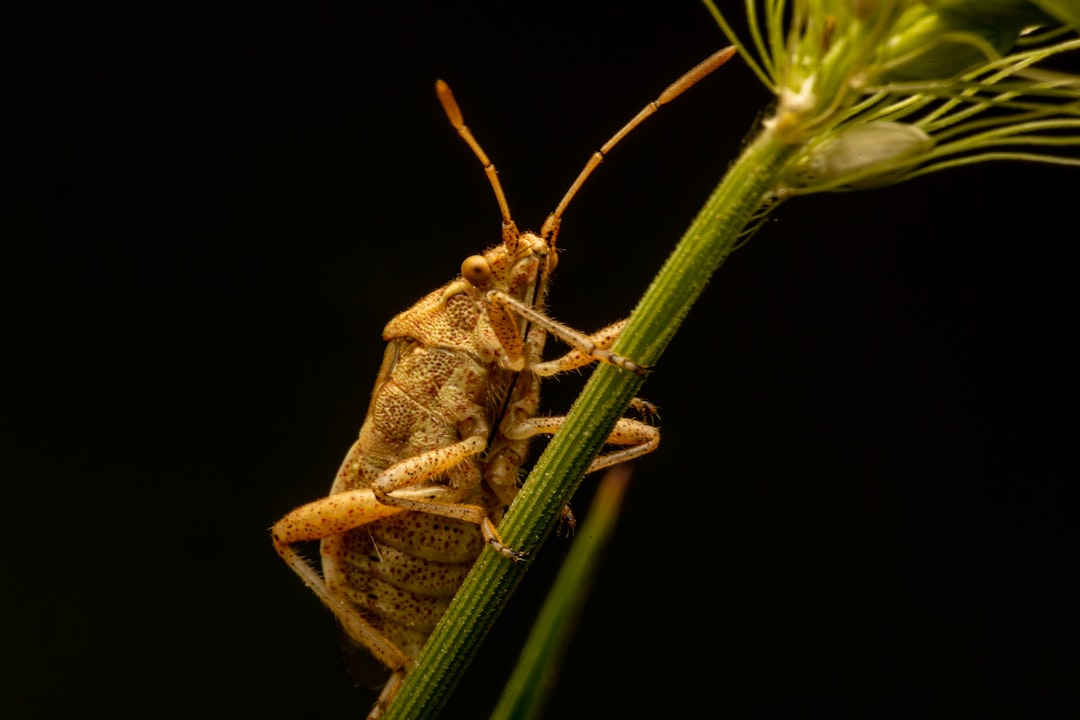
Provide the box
[272,46,735,719]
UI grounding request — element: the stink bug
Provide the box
[273,45,736,719]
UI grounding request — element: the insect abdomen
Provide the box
[321,331,504,667]
[323,513,485,660]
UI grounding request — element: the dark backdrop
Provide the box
[4,3,1074,718]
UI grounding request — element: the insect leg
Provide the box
[502,414,660,474]
[272,446,414,683]
[528,319,631,377]
[368,435,526,561]
[487,292,646,375]
[274,528,412,681]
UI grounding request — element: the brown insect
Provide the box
[272,45,736,719]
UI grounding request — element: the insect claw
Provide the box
[629,397,660,421]
[619,355,650,377]
[494,542,529,563]
[482,516,528,561]
[591,347,649,376]
[557,504,577,536]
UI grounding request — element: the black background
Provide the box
[4,3,1075,718]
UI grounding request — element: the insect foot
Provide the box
[482,516,528,562]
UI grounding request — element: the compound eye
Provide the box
[461,255,491,285]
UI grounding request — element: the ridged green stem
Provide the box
[490,465,633,720]
[383,123,800,720]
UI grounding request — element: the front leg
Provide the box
[528,319,630,377]
[487,292,646,375]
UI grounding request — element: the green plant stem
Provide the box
[490,465,633,720]
[382,124,800,720]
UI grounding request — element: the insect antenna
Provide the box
[435,80,522,251]
[540,45,737,244]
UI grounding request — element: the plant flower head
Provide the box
[706,0,1080,195]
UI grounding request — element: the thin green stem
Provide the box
[706,0,775,90]
[905,151,1080,178]
[489,466,633,720]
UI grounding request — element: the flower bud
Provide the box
[788,121,934,190]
